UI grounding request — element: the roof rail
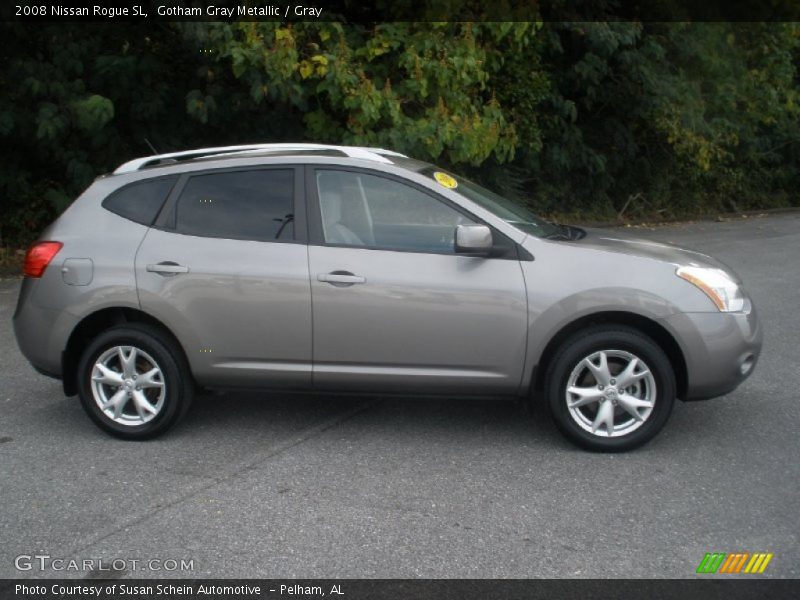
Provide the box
[113,143,408,174]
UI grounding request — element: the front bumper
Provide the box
[660,305,762,401]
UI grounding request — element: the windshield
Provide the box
[419,167,562,238]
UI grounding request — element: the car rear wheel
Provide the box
[77,323,192,439]
[545,325,675,452]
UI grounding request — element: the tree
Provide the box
[179,22,541,166]
[1,19,797,247]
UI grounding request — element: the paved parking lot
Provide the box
[1,213,798,579]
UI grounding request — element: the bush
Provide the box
[0,20,797,246]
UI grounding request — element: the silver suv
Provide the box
[13,144,762,451]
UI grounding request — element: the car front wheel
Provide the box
[545,325,676,452]
[77,323,192,439]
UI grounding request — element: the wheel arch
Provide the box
[62,307,193,396]
[531,311,688,400]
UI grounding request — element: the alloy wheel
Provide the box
[90,345,166,426]
[565,349,656,438]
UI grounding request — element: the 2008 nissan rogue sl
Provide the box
[13,144,762,451]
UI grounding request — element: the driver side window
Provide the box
[316,170,475,253]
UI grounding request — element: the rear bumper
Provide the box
[12,278,67,379]
[660,305,762,401]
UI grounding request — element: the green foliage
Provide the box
[646,23,800,212]
[0,18,798,247]
[0,23,208,245]
[180,22,537,165]
[512,21,799,218]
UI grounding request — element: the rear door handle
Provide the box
[317,271,366,285]
[146,262,189,275]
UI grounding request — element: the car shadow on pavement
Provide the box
[181,390,572,449]
[28,383,714,456]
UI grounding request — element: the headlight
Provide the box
[676,266,745,312]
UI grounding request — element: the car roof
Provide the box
[113,144,412,175]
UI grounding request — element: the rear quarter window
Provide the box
[102,176,179,226]
[174,169,294,241]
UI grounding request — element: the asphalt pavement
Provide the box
[0,213,798,579]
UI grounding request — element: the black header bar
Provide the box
[3,0,800,23]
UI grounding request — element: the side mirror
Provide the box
[455,224,493,256]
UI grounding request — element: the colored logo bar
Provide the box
[696,552,773,574]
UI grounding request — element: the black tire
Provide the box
[544,325,675,452]
[77,323,193,440]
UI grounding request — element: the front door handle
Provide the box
[317,271,366,286]
[146,262,189,275]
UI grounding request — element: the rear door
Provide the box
[135,166,312,389]
[307,167,529,395]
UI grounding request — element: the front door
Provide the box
[135,166,312,389]
[307,167,528,395]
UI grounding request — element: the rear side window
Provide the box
[175,169,294,241]
[102,176,178,226]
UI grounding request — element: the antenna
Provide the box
[143,138,159,154]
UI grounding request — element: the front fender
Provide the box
[519,285,684,393]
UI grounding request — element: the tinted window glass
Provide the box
[176,170,294,241]
[103,176,178,226]
[316,170,475,253]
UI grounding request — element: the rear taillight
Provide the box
[23,241,63,278]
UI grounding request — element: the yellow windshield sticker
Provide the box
[433,171,458,189]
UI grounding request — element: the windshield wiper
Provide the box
[544,224,586,241]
